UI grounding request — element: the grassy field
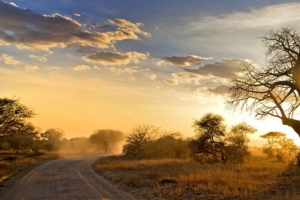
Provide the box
[0,151,60,181]
[93,156,300,200]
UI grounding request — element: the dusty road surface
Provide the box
[1,156,137,200]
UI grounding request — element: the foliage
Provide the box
[189,113,256,163]
[225,122,256,163]
[189,113,228,163]
[260,131,299,162]
[145,132,190,159]
[0,97,35,136]
[226,28,300,137]
[122,124,159,159]
[89,129,124,153]
[41,128,65,151]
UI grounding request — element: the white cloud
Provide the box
[108,18,151,38]
[165,78,178,85]
[187,2,300,31]
[45,66,61,70]
[9,2,18,7]
[105,67,137,75]
[25,65,39,72]
[29,54,47,62]
[73,13,81,17]
[72,65,90,71]
[1,54,20,65]
[144,73,156,80]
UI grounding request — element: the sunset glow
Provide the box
[1,0,300,145]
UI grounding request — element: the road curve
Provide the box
[2,156,136,200]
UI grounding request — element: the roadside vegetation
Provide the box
[93,155,300,200]
[92,112,300,199]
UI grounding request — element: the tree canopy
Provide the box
[89,129,124,153]
[0,97,35,136]
[226,28,300,136]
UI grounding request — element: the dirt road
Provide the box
[1,156,137,200]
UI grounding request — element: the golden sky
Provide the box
[1,1,300,145]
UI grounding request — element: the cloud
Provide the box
[208,85,230,95]
[108,18,151,38]
[29,54,47,62]
[25,65,39,72]
[185,58,250,79]
[166,72,201,85]
[83,23,110,30]
[73,13,81,17]
[144,74,156,80]
[187,2,300,31]
[0,2,150,51]
[82,51,148,65]
[45,66,61,70]
[105,67,137,75]
[161,55,212,67]
[1,54,20,65]
[165,78,178,85]
[72,65,90,71]
[9,2,18,7]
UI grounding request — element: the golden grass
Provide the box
[0,152,60,180]
[93,156,300,200]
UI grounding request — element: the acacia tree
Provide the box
[89,129,124,153]
[122,124,159,159]
[226,28,300,136]
[189,113,228,163]
[261,131,299,161]
[41,128,65,150]
[0,97,35,136]
[225,122,256,163]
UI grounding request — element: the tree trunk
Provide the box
[282,117,300,137]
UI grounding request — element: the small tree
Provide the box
[89,129,124,153]
[225,122,256,163]
[189,113,228,163]
[122,124,159,159]
[41,128,64,150]
[261,131,299,162]
[260,131,286,158]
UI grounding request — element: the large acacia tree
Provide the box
[226,28,300,136]
[0,97,35,136]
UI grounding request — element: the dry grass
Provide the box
[0,151,60,181]
[93,156,300,200]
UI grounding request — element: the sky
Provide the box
[1,0,300,145]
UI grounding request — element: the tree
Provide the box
[261,132,286,149]
[41,128,64,150]
[226,28,300,136]
[146,132,189,159]
[189,113,228,163]
[6,123,41,153]
[225,122,256,163]
[122,124,159,159]
[260,131,299,162]
[89,129,124,153]
[0,97,35,136]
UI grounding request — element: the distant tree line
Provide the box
[2,97,299,164]
[0,97,125,154]
[122,113,300,165]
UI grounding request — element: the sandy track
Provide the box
[1,156,136,200]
